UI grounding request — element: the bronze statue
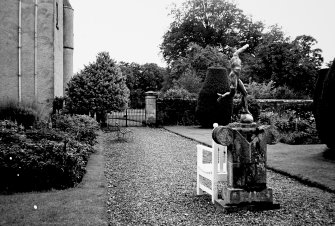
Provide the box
[217,44,251,116]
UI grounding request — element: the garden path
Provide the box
[104,127,335,225]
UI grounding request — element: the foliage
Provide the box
[52,114,99,146]
[247,81,275,99]
[248,35,322,96]
[196,67,231,127]
[161,0,264,64]
[161,0,323,97]
[259,110,320,145]
[170,43,229,81]
[119,62,166,108]
[174,69,203,96]
[52,96,65,114]
[0,99,42,128]
[314,60,335,149]
[157,98,198,126]
[161,87,197,100]
[66,52,129,120]
[0,119,97,192]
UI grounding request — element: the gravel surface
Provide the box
[104,128,335,225]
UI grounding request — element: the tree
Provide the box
[66,52,129,124]
[163,42,229,94]
[161,0,264,64]
[119,62,166,108]
[247,35,323,96]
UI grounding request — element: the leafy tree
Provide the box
[248,35,323,96]
[163,43,229,94]
[66,52,129,124]
[161,0,264,64]
[119,62,166,108]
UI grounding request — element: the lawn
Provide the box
[0,132,108,226]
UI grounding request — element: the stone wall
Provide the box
[0,0,73,116]
[0,0,19,101]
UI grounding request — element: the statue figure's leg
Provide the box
[238,79,250,114]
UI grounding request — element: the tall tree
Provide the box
[161,0,264,64]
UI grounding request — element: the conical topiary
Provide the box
[196,67,232,127]
[313,59,335,149]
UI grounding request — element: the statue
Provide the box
[217,44,253,122]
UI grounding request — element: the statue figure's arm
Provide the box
[233,44,249,57]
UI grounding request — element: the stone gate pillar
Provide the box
[145,91,157,126]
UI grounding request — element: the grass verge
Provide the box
[0,131,107,225]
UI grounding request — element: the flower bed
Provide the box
[0,114,99,193]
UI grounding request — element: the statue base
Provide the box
[215,199,280,213]
[212,122,280,211]
[222,187,273,205]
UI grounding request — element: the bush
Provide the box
[157,98,198,126]
[162,87,197,99]
[52,114,99,146]
[258,110,320,145]
[247,81,275,99]
[247,81,310,99]
[0,134,94,192]
[0,99,41,128]
[314,61,335,149]
[196,67,232,127]
[0,114,99,192]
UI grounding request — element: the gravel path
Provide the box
[104,128,335,225]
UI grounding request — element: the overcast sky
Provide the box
[71,0,335,73]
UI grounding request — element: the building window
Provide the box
[56,2,59,30]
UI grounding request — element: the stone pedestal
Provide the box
[212,123,279,211]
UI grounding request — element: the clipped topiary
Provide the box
[196,67,231,127]
[313,60,335,149]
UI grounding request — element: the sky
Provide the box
[71,0,335,73]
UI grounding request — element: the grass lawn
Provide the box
[0,132,108,226]
[267,143,335,192]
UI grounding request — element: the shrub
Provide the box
[247,81,275,99]
[196,67,231,127]
[0,99,41,128]
[314,61,335,149]
[162,87,197,99]
[258,110,320,145]
[52,114,99,146]
[0,119,96,192]
[0,137,94,192]
[157,98,198,126]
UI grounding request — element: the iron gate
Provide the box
[107,109,145,127]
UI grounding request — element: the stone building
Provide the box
[0,0,74,113]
